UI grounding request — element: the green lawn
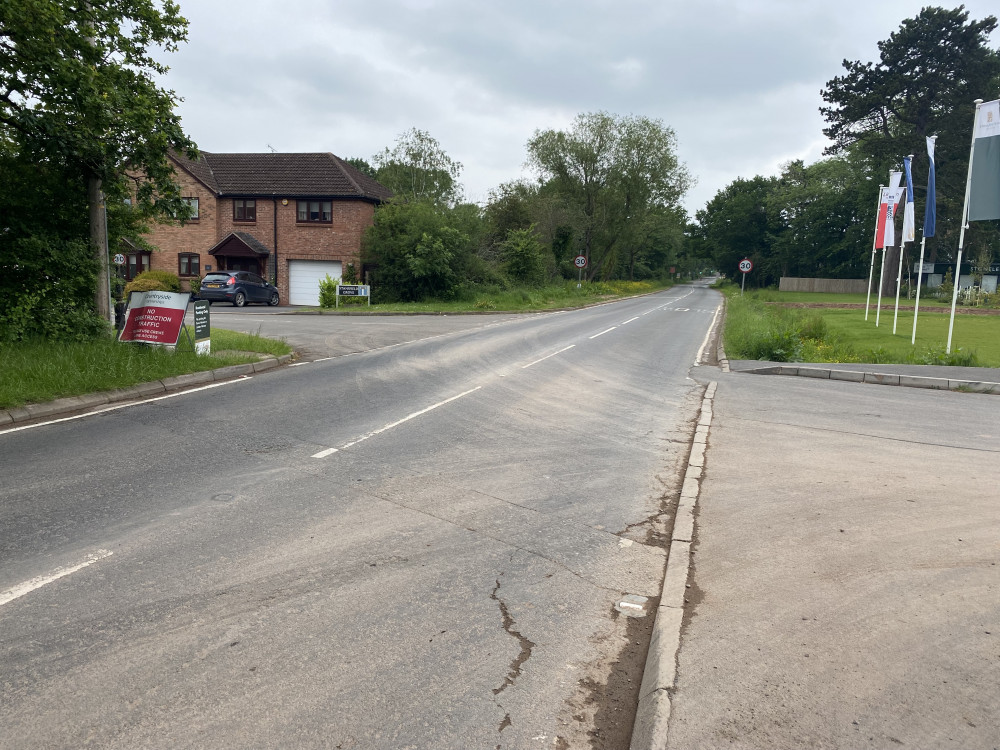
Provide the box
[800,308,1000,366]
[755,290,954,308]
[723,287,1000,367]
[0,329,292,410]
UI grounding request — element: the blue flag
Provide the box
[924,137,936,237]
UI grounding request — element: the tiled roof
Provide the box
[208,232,272,257]
[170,151,392,202]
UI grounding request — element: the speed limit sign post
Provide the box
[738,258,753,295]
[574,254,587,287]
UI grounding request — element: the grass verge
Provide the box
[316,279,671,313]
[0,329,292,410]
[723,287,1000,367]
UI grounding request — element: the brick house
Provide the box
[135,151,391,305]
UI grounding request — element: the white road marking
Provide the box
[0,378,252,436]
[316,387,483,456]
[621,316,640,325]
[0,550,113,607]
[589,327,618,339]
[695,303,723,366]
[289,362,310,367]
[522,345,575,369]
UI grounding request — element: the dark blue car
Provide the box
[199,271,280,307]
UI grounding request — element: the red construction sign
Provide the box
[118,291,191,347]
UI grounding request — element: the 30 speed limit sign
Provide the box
[738,258,753,274]
[574,255,588,269]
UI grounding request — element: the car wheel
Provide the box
[233,291,246,307]
[268,291,280,306]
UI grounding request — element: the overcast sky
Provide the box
[159,1,1000,216]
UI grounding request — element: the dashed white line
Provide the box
[313,386,483,457]
[621,316,640,325]
[589,327,618,340]
[1,550,113,607]
[522,345,575,369]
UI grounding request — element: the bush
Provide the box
[125,269,181,297]
[318,274,340,308]
[0,287,109,342]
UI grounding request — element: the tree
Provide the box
[526,112,692,280]
[693,176,780,285]
[820,6,1000,250]
[1,0,196,323]
[371,128,463,206]
[361,201,471,301]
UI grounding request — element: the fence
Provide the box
[778,278,868,294]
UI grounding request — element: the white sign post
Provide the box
[574,255,587,287]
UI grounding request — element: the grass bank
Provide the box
[320,279,671,313]
[723,286,1000,367]
[0,329,292,409]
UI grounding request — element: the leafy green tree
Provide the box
[820,6,1000,250]
[693,176,779,285]
[0,0,196,322]
[500,227,549,286]
[526,112,691,280]
[766,155,875,280]
[362,201,471,301]
[372,128,464,207]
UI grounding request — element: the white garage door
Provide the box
[288,260,343,306]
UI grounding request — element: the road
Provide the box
[1,284,720,749]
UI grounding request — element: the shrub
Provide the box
[318,274,340,308]
[124,269,181,297]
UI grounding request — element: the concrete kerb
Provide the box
[0,354,293,427]
[736,364,1000,395]
[630,381,716,750]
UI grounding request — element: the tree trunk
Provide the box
[89,175,112,325]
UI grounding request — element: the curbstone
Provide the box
[865,372,900,386]
[797,367,831,379]
[211,364,255,380]
[252,358,278,373]
[829,369,865,383]
[160,371,215,391]
[106,381,166,403]
[672,500,695,543]
[659,541,692,609]
[0,410,13,426]
[25,397,89,419]
[898,375,949,390]
[951,380,1000,393]
[630,687,674,750]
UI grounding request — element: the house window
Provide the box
[178,253,200,277]
[297,200,332,223]
[183,197,199,220]
[234,199,256,222]
[125,252,151,281]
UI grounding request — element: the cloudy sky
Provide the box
[159,1,1000,216]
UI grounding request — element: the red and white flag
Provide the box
[875,171,904,249]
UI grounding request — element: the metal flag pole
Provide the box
[913,136,937,345]
[865,184,884,321]
[947,100,983,354]
[893,155,915,335]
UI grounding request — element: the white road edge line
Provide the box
[0,550,114,607]
[311,447,339,458]
[589,327,618,340]
[321,386,483,455]
[0,378,253,436]
[522,345,575,369]
[694,303,723,366]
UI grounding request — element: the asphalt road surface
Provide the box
[1,284,720,749]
